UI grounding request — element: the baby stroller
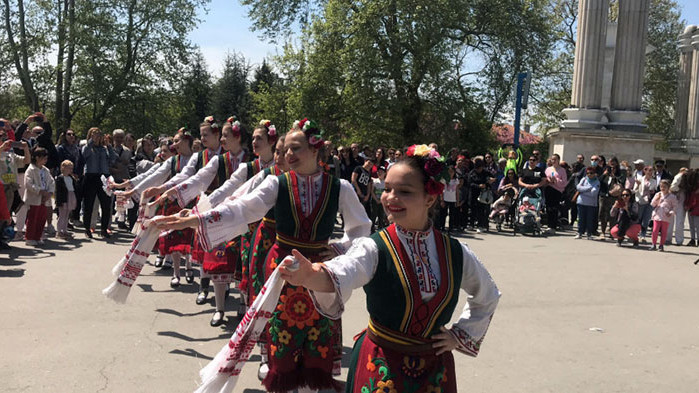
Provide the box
[513,188,543,236]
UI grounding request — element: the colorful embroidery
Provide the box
[277,286,319,329]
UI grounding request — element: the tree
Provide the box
[210,52,252,126]
[241,0,555,146]
[177,54,213,131]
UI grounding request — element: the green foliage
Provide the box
[211,52,253,127]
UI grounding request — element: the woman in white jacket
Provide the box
[633,165,657,243]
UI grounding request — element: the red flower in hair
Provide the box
[406,145,416,157]
[204,115,215,124]
[298,118,308,129]
[425,179,444,195]
[424,159,444,177]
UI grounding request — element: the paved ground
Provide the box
[2,226,699,393]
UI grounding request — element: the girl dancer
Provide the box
[157,118,249,325]
[280,144,500,393]
[156,119,371,392]
[122,130,194,286]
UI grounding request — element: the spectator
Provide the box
[589,155,603,176]
[483,152,498,176]
[371,166,388,230]
[338,146,353,181]
[575,167,601,239]
[0,131,30,223]
[15,112,59,172]
[468,158,494,233]
[633,165,657,243]
[490,188,514,231]
[359,144,372,160]
[544,154,567,234]
[456,155,470,229]
[13,123,44,235]
[55,160,78,240]
[498,144,523,175]
[650,179,677,252]
[350,142,365,167]
[498,168,519,197]
[598,156,625,240]
[571,154,585,175]
[124,133,138,179]
[654,160,672,191]
[439,165,459,233]
[0,178,10,249]
[518,155,547,199]
[632,159,645,183]
[610,189,641,247]
[82,127,116,239]
[669,167,689,246]
[684,170,699,246]
[445,147,459,167]
[23,147,54,246]
[192,138,203,153]
[495,158,507,188]
[386,148,397,167]
[134,134,156,174]
[372,147,388,178]
[56,130,82,174]
[352,157,374,231]
[109,129,132,230]
[393,148,403,161]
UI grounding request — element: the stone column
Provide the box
[562,0,609,128]
[608,0,650,131]
[674,26,696,141]
[688,32,699,141]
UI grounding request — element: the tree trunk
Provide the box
[55,0,66,133]
[61,0,75,129]
[3,0,39,111]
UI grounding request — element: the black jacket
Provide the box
[55,175,79,206]
[15,121,60,170]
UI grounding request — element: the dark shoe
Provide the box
[649,245,657,251]
[195,291,208,305]
[185,269,194,284]
[0,241,11,250]
[100,230,111,239]
[117,222,128,230]
[617,238,623,247]
[170,276,180,288]
[67,223,74,230]
[154,256,164,268]
[210,311,224,327]
[632,240,639,248]
[659,245,665,252]
[85,229,93,239]
[688,239,696,247]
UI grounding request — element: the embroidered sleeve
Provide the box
[129,161,161,188]
[335,179,372,250]
[450,243,500,358]
[175,156,219,208]
[309,237,378,320]
[131,158,172,198]
[209,164,248,207]
[196,175,279,250]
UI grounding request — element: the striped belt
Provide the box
[262,217,276,227]
[367,319,437,355]
[275,233,327,254]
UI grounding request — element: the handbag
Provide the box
[609,181,623,197]
[477,188,494,205]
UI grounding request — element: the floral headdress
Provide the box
[406,144,448,195]
[294,118,324,149]
[203,115,220,130]
[259,119,278,143]
[177,127,193,141]
[227,116,242,137]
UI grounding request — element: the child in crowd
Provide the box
[650,179,677,251]
[440,165,460,232]
[490,188,514,230]
[519,196,541,230]
[55,160,77,239]
[23,147,54,245]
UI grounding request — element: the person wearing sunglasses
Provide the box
[610,189,641,247]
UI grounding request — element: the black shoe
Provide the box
[195,291,208,305]
[100,230,111,239]
[617,238,623,246]
[210,311,224,327]
[688,240,696,247]
[117,222,128,230]
[659,245,665,252]
[67,223,74,230]
[0,241,11,250]
[633,240,639,248]
[85,229,93,239]
[185,269,194,284]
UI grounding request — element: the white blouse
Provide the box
[208,158,275,207]
[130,154,192,197]
[195,171,371,253]
[163,147,222,190]
[128,161,162,189]
[173,150,247,208]
[310,225,500,357]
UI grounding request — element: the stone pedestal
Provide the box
[608,0,650,132]
[568,0,610,125]
[672,25,696,145]
[548,128,662,166]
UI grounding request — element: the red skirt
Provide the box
[347,331,456,393]
[238,221,261,296]
[157,200,195,255]
[202,237,240,284]
[262,242,342,393]
[191,231,205,263]
[247,218,276,303]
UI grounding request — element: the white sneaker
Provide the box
[476,229,482,234]
[574,234,582,239]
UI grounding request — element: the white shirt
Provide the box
[309,224,500,357]
[196,172,371,252]
[174,150,248,207]
[63,175,75,192]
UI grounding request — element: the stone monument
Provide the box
[669,25,699,167]
[549,0,661,165]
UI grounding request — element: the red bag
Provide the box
[686,191,699,216]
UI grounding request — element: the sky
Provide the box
[191,0,699,77]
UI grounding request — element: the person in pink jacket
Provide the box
[650,179,677,251]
